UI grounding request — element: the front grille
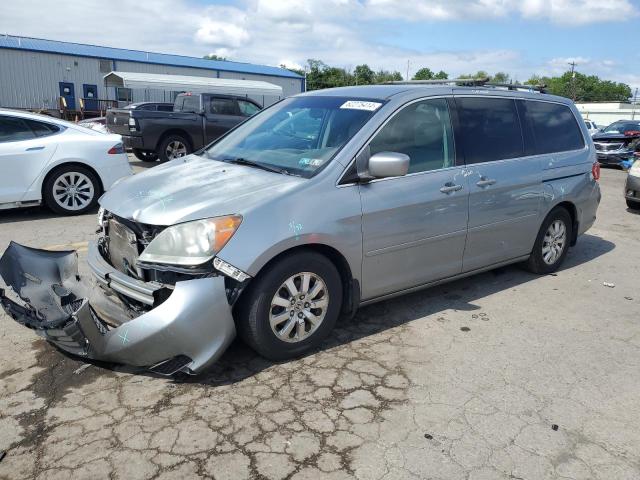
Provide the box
[594,142,624,152]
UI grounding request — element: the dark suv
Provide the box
[106,93,261,162]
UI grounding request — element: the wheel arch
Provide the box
[155,129,194,152]
[548,200,579,246]
[41,162,105,200]
[236,243,359,319]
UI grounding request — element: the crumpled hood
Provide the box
[99,155,305,225]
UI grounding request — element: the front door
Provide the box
[359,97,469,300]
[82,84,98,111]
[0,115,57,204]
[59,82,76,110]
[454,96,543,271]
[205,97,244,143]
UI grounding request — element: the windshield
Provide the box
[204,96,383,177]
[604,121,640,133]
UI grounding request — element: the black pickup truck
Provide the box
[106,93,262,162]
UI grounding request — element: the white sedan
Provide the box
[0,109,132,215]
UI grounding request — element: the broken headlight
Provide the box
[138,215,242,267]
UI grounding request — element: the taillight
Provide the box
[591,161,600,181]
[108,143,125,155]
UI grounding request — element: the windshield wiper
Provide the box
[225,157,293,176]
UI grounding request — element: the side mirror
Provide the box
[368,152,410,179]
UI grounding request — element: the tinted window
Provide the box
[525,101,585,154]
[117,88,132,102]
[0,116,37,142]
[181,96,201,113]
[456,97,523,163]
[370,98,455,174]
[157,104,173,112]
[25,119,60,137]
[209,98,237,115]
[603,121,640,134]
[238,100,260,117]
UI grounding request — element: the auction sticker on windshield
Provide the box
[340,100,382,111]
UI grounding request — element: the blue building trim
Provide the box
[0,34,304,80]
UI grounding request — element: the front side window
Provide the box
[209,98,237,115]
[238,100,260,117]
[0,116,37,143]
[524,101,585,154]
[181,96,201,113]
[369,98,455,174]
[204,96,381,178]
[456,97,523,164]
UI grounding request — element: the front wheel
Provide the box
[43,165,101,215]
[236,251,343,361]
[525,207,573,274]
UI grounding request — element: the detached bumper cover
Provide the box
[0,241,236,373]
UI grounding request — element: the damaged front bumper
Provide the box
[0,241,236,374]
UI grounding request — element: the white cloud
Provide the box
[0,0,637,88]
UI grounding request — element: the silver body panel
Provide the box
[0,84,601,372]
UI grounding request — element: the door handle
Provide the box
[476,177,496,187]
[26,146,45,151]
[440,183,463,194]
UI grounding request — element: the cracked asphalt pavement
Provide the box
[0,164,639,480]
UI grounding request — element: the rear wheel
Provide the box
[43,165,101,215]
[236,251,343,360]
[626,199,640,210]
[157,135,191,162]
[132,149,158,162]
[525,207,572,274]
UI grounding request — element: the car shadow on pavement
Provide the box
[42,233,616,385]
[0,205,100,225]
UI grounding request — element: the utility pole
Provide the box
[633,87,638,120]
[406,60,410,81]
[568,61,577,101]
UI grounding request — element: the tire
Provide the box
[43,165,101,215]
[132,149,158,162]
[236,251,343,361]
[157,134,191,162]
[626,199,640,210]
[525,207,573,274]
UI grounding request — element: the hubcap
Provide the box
[53,172,94,211]
[166,141,187,159]
[269,272,329,343]
[542,219,567,265]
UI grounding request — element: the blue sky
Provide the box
[1,0,639,89]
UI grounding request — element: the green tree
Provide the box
[434,70,449,80]
[413,68,435,80]
[354,64,375,85]
[525,71,631,101]
[374,69,403,83]
[460,70,490,80]
[492,72,510,83]
[203,54,227,61]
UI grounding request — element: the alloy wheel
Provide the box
[542,219,567,265]
[52,172,95,211]
[269,272,329,343]
[165,141,187,159]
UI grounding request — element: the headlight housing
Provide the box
[630,160,640,178]
[138,215,242,266]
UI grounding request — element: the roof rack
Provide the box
[384,77,547,93]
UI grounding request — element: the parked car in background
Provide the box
[78,116,107,134]
[0,108,132,215]
[0,85,600,374]
[583,119,599,136]
[592,120,640,166]
[625,156,640,209]
[105,93,261,162]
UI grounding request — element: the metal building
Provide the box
[0,34,305,112]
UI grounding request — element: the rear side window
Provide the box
[456,97,523,164]
[209,98,238,115]
[157,104,173,112]
[524,101,585,154]
[25,119,60,138]
[0,116,37,142]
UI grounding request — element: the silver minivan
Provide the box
[0,84,601,375]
